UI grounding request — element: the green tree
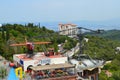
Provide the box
[0,67,7,79]
[112,71,120,80]
[99,71,107,80]
[28,23,34,28]
[6,29,10,41]
[42,26,46,31]
[1,26,5,40]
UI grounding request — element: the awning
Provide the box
[30,63,75,71]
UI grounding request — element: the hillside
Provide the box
[0,23,77,60]
[73,35,120,60]
[73,35,120,80]
[85,29,120,41]
[101,30,120,40]
[0,23,120,79]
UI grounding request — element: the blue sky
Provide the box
[0,0,120,23]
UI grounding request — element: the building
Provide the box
[13,52,68,72]
[30,63,77,80]
[70,54,104,80]
[58,23,77,37]
[13,52,78,80]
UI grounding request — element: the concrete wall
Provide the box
[50,57,68,64]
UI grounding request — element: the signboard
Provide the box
[20,59,24,65]
[40,58,51,65]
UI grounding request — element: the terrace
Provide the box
[30,63,77,80]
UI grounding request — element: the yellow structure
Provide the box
[15,67,23,79]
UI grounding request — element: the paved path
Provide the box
[65,43,79,57]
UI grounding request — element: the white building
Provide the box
[58,23,77,37]
[13,52,68,71]
[116,47,120,51]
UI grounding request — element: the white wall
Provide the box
[50,57,68,64]
[24,60,37,71]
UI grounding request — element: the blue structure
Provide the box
[7,68,19,80]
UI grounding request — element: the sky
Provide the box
[0,0,120,23]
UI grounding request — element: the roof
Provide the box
[59,23,77,26]
[71,59,104,71]
[49,55,63,58]
[15,53,65,61]
[30,63,75,71]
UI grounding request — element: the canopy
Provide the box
[30,63,75,71]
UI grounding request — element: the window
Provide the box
[91,76,94,80]
[66,26,68,29]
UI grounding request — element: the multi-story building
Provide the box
[58,23,77,37]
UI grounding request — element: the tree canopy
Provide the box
[0,23,76,60]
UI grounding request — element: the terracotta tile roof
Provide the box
[59,23,77,26]
[49,55,63,58]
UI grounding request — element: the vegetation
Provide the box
[0,23,77,61]
[99,53,120,80]
[83,36,120,60]
[71,32,120,79]
[86,29,120,41]
[0,67,7,79]
[78,35,120,80]
[0,23,120,79]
